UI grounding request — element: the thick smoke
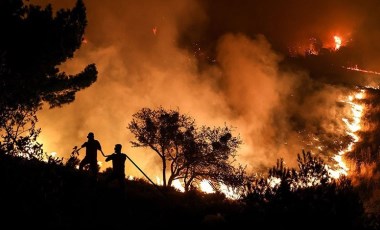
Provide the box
[35,0,231,177]
[207,33,351,171]
[33,0,380,178]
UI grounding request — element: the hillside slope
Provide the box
[0,154,377,229]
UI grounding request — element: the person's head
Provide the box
[87,132,94,140]
[115,144,122,153]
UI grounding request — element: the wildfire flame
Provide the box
[39,89,366,199]
[153,91,367,198]
[156,176,162,185]
[155,176,241,199]
[329,90,365,178]
[343,65,380,75]
[42,151,58,163]
[200,179,215,194]
[172,179,185,192]
[334,35,342,50]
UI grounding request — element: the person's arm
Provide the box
[105,154,112,162]
[76,143,86,152]
[97,141,106,157]
[100,149,106,157]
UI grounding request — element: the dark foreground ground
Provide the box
[0,154,378,229]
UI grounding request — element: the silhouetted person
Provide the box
[105,144,127,190]
[78,132,105,177]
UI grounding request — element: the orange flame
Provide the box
[172,179,185,192]
[334,35,342,50]
[329,90,365,178]
[343,65,380,75]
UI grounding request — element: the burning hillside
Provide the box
[22,1,379,208]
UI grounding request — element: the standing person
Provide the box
[78,132,105,177]
[105,144,127,190]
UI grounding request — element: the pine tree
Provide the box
[0,0,97,159]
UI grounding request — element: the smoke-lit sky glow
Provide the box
[32,0,380,179]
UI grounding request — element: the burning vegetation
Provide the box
[1,0,380,228]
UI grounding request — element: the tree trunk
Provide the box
[162,156,167,187]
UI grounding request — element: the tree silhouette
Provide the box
[65,146,81,169]
[295,150,330,187]
[0,0,97,157]
[128,107,196,187]
[239,150,368,229]
[244,150,333,201]
[180,125,245,192]
[128,107,245,191]
[0,106,43,159]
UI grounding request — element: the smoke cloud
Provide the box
[33,0,380,178]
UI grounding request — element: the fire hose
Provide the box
[72,146,166,197]
[124,153,166,196]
